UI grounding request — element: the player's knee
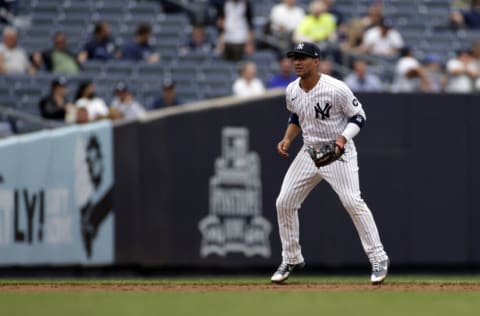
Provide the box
[341,196,366,213]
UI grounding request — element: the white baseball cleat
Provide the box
[271,262,306,283]
[371,259,389,285]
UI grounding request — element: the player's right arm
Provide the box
[278,114,301,157]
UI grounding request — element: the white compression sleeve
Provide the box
[341,122,361,142]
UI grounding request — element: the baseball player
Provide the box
[271,42,389,285]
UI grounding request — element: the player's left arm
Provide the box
[335,83,366,148]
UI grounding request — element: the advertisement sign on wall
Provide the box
[0,121,114,265]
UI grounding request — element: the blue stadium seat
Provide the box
[82,60,106,77]
[104,61,136,78]
[137,63,165,81]
[0,96,17,108]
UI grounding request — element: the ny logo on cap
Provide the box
[296,43,304,50]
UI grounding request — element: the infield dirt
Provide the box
[2,283,480,292]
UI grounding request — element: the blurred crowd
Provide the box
[0,0,480,127]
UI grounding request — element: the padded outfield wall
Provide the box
[113,91,480,269]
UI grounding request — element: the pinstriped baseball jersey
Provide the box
[286,74,365,146]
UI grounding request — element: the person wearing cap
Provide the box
[110,82,146,120]
[151,79,183,109]
[270,41,389,285]
[422,53,447,93]
[38,77,73,121]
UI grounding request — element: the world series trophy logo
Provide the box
[199,127,271,258]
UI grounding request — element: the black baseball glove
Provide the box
[306,142,345,168]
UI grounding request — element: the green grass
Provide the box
[1,275,480,316]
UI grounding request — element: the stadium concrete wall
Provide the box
[113,91,480,269]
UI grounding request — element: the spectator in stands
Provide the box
[267,56,297,88]
[74,81,122,121]
[121,23,160,63]
[293,0,337,46]
[317,58,342,79]
[232,61,265,97]
[452,0,472,10]
[391,47,432,93]
[340,2,384,54]
[32,32,81,74]
[179,24,215,56]
[38,76,72,121]
[360,2,384,30]
[216,0,255,62]
[472,41,480,68]
[268,0,305,51]
[422,54,447,93]
[471,41,480,90]
[445,49,478,93]
[0,27,35,75]
[450,0,480,29]
[357,18,404,57]
[152,79,183,109]
[110,82,146,120]
[78,22,120,62]
[344,58,383,92]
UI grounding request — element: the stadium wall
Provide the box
[1,92,479,270]
[113,91,480,269]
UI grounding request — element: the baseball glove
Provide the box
[306,142,345,168]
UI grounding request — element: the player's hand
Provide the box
[277,139,291,157]
[335,136,347,154]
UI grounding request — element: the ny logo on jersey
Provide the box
[314,102,332,120]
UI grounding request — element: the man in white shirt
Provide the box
[0,27,35,74]
[445,49,478,93]
[270,0,305,35]
[360,19,404,57]
[392,47,432,92]
[74,81,121,122]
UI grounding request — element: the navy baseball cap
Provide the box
[287,42,321,59]
[115,81,129,92]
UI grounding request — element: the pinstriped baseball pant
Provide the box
[276,142,388,265]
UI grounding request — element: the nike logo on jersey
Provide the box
[314,102,332,120]
[291,97,297,101]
